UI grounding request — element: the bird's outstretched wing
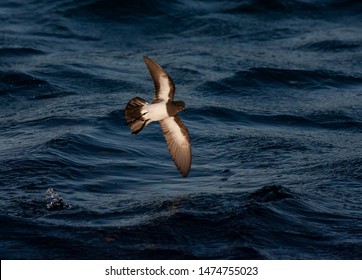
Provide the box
[159,115,191,177]
[144,56,175,103]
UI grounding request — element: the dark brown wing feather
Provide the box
[143,56,175,103]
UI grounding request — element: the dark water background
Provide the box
[1,0,362,259]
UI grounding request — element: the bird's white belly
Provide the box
[142,103,169,122]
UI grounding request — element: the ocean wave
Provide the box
[225,0,319,14]
[190,105,362,134]
[11,186,355,259]
[0,70,65,101]
[0,47,45,57]
[216,68,362,90]
[297,39,361,52]
[307,111,362,132]
[225,0,362,15]
[62,0,177,21]
[45,133,128,159]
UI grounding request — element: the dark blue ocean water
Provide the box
[1,0,362,259]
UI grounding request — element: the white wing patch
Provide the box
[143,57,175,103]
[159,116,191,177]
[158,74,172,102]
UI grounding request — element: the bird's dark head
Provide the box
[173,101,186,112]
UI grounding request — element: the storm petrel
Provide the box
[125,57,191,177]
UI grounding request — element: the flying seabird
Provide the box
[124,56,191,177]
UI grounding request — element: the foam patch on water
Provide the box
[46,187,70,210]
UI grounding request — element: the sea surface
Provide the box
[1,0,362,259]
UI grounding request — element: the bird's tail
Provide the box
[124,97,150,134]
